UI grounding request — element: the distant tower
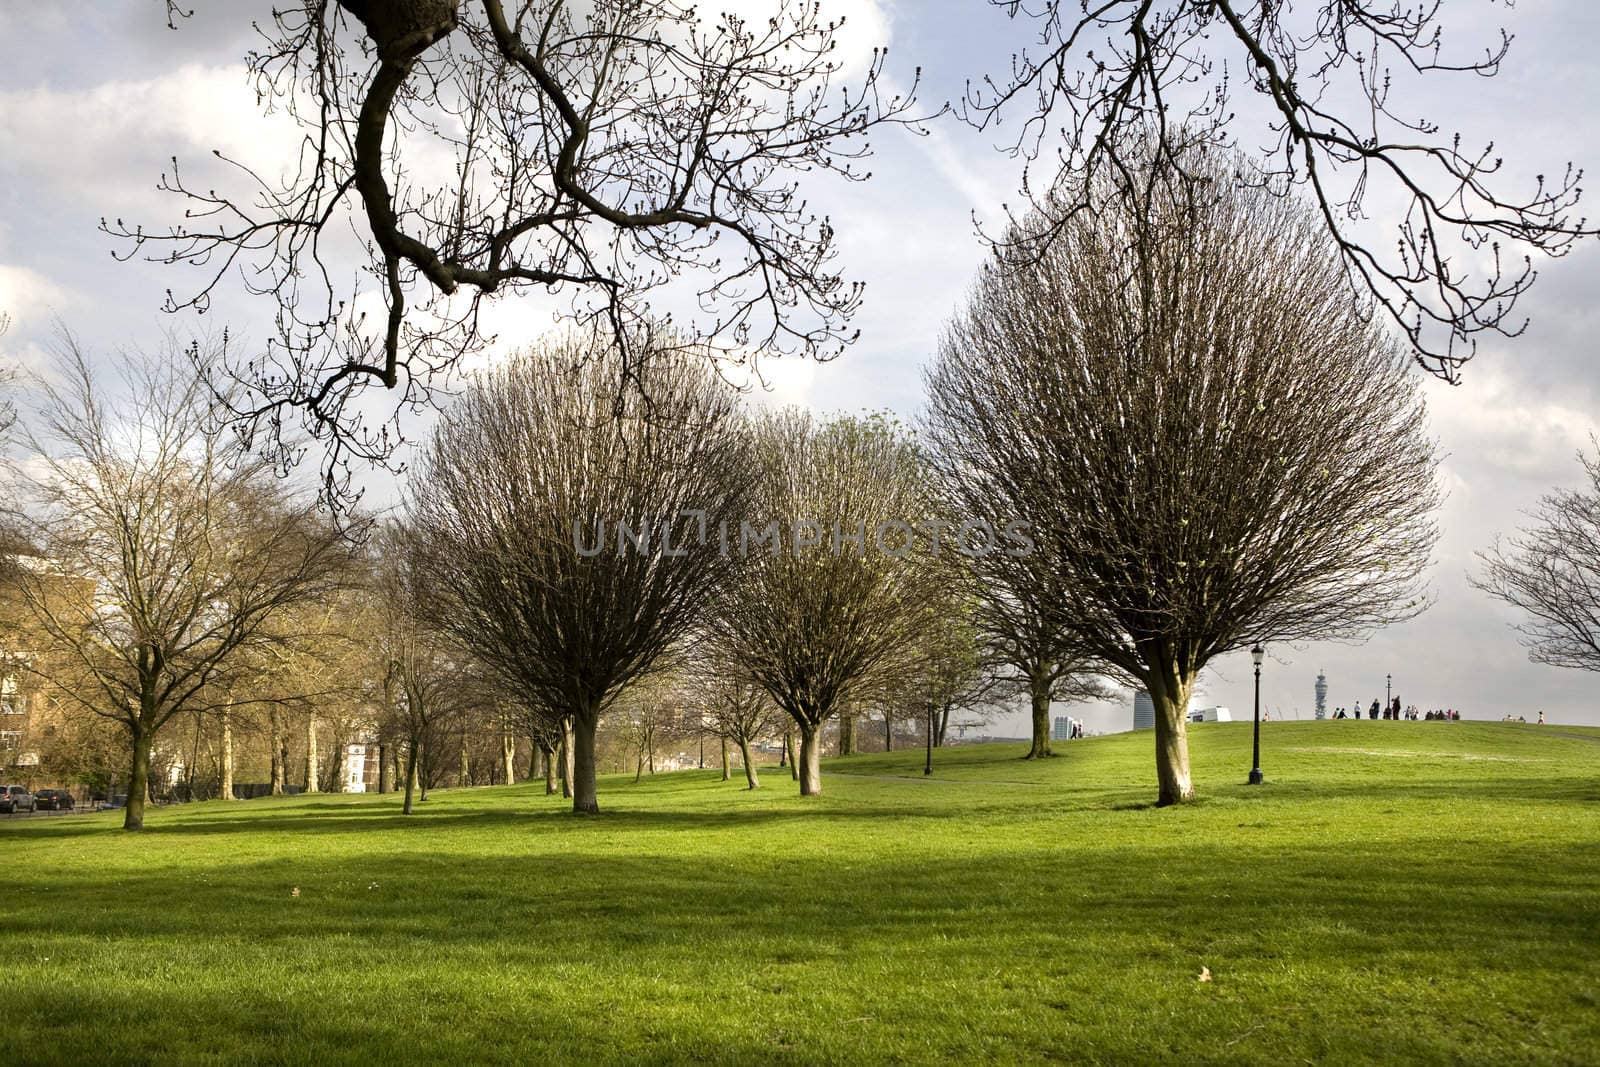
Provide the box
[1314,671,1328,720]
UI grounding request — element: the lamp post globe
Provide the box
[1248,643,1265,785]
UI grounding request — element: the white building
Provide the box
[345,744,369,793]
[1133,689,1207,729]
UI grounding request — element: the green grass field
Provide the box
[3,721,1598,1065]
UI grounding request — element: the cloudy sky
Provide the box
[2,2,1599,733]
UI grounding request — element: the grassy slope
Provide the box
[2,721,1597,1065]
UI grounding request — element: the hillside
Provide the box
[3,721,1597,1065]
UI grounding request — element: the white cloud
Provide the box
[0,63,299,215]
[0,265,73,326]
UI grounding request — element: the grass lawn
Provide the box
[3,721,1598,1065]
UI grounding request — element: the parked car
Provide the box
[0,785,37,813]
[33,788,75,812]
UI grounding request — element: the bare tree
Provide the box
[12,335,353,829]
[690,658,781,790]
[368,526,485,814]
[913,600,1001,750]
[967,1,1598,377]
[1474,444,1600,675]
[982,598,1111,759]
[119,1,925,508]
[922,401,1114,758]
[500,696,564,796]
[924,151,1440,805]
[710,410,945,796]
[407,331,751,814]
[225,594,373,796]
[612,676,687,782]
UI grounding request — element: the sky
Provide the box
[1,2,1599,734]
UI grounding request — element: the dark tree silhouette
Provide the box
[119,0,925,508]
[967,0,1597,379]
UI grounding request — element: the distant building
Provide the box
[345,744,370,793]
[1133,691,1155,730]
[1187,706,1233,723]
[1052,716,1072,741]
[1133,689,1205,729]
[1314,671,1328,720]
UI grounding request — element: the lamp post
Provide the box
[1386,673,1392,717]
[1248,643,1265,785]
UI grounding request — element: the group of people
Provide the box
[1331,697,1463,721]
[1332,696,1405,720]
[1500,711,1546,724]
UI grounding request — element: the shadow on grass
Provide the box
[4,830,1599,1065]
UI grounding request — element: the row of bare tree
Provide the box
[401,333,1020,813]
[0,329,1013,828]
[18,132,1600,818]
[2,141,1453,823]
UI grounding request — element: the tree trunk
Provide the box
[739,737,759,790]
[187,712,201,797]
[1149,667,1196,806]
[502,730,516,786]
[541,743,558,794]
[377,742,391,794]
[269,708,285,796]
[219,710,236,800]
[402,740,418,815]
[1026,672,1053,759]
[304,716,320,793]
[838,712,855,756]
[925,703,934,776]
[123,726,153,830]
[720,736,731,781]
[786,731,798,780]
[798,722,822,796]
[778,734,788,767]
[572,715,599,815]
[332,739,347,793]
[459,737,470,787]
[417,741,429,801]
[560,718,574,799]
[936,706,951,747]
[884,713,893,752]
